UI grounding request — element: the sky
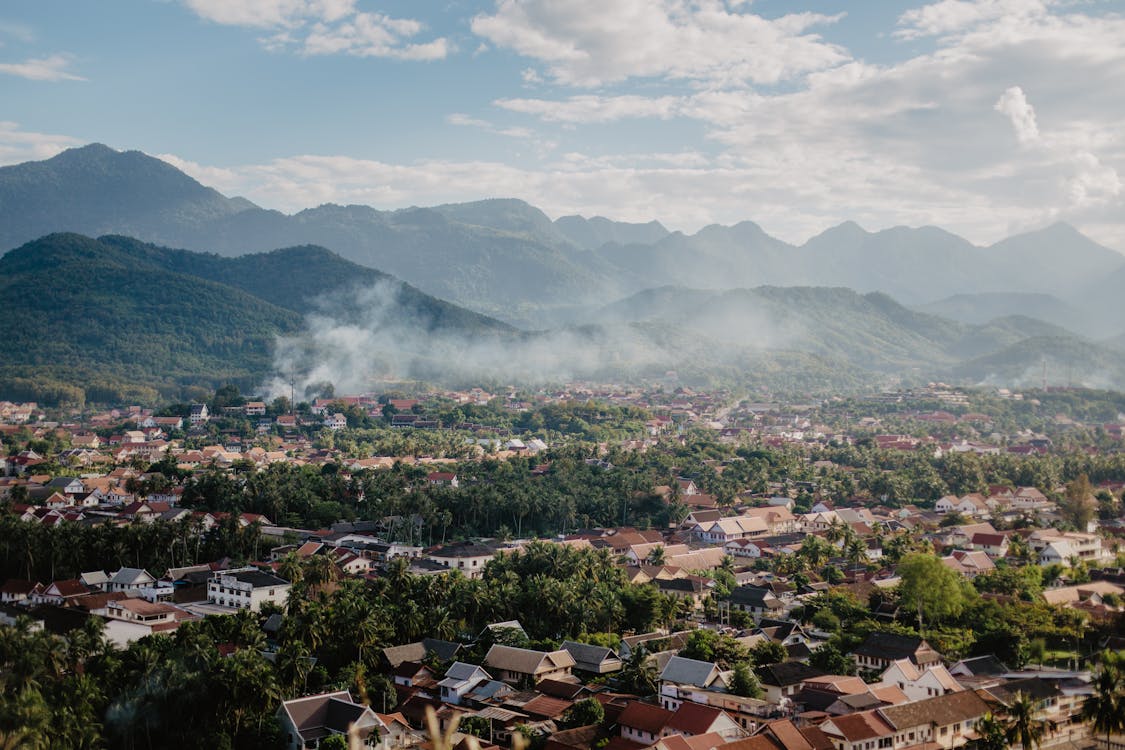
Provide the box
[1,0,1124,249]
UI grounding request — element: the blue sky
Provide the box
[2,0,1124,250]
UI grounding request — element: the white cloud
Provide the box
[446,113,534,139]
[183,0,448,60]
[471,0,848,87]
[896,0,1050,39]
[0,122,82,164]
[496,95,682,123]
[0,54,84,81]
[995,86,1039,145]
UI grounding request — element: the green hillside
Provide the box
[0,234,512,405]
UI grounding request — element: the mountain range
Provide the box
[3,144,1125,401]
[3,144,1124,335]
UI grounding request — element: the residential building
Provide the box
[207,569,291,611]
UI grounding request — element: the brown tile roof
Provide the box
[666,702,726,735]
[617,701,674,735]
[878,690,989,730]
[826,711,895,742]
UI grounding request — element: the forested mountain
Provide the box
[592,285,1125,388]
[2,145,1122,330]
[0,233,511,405]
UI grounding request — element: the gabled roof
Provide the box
[665,702,729,735]
[659,656,722,688]
[823,711,894,742]
[754,662,826,688]
[852,632,936,661]
[485,644,576,676]
[617,701,674,734]
[878,690,989,730]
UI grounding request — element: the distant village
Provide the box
[2,382,1124,749]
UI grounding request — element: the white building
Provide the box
[207,569,291,611]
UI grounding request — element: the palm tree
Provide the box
[1082,653,1124,748]
[974,712,1007,750]
[646,545,666,566]
[1003,691,1055,750]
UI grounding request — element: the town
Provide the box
[1,382,1123,749]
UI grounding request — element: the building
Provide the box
[851,633,942,673]
[277,690,411,750]
[426,541,496,579]
[483,644,576,685]
[207,569,291,611]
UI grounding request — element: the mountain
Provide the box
[915,292,1091,333]
[592,285,1125,387]
[554,215,669,250]
[0,233,511,405]
[952,336,1125,389]
[4,145,1124,329]
[0,144,253,250]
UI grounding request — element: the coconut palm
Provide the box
[1003,691,1055,749]
[1082,653,1125,748]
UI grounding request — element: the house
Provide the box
[726,585,785,621]
[618,701,675,745]
[108,568,157,594]
[33,579,89,606]
[207,569,291,611]
[324,413,348,430]
[660,656,728,691]
[940,550,994,579]
[427,472,459,488]
[278,690,409,750]
[695,517,769,544]
[189,403,209,425]
[104,598,180,633]
[851,633,942,673]
[244,401,266,416]
[426,541,496,579]
[662,702,742,740]
[754,663,827,705]
[438,662,493,705]
[560,640,624,674]
[970,532,1010,558]
[818,711,896,750]
[381,638,462,669]
[876,690,990,749]
[1,579,39,605]
[483,645,576,685]
[878,659,964,702]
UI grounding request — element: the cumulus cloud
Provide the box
[183,0,448,60]
[470,0,847,87]
[0,53,84,81]
[994,86,1040,145]
[0,121,82,164]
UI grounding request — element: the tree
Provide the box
[1003,692,1054,750]
[974,713,1008,750]
[748,640,787,667]
[319,735,348,750]
[1060,475,1096,530]
[646,545,666,566]
[1081,652,1124,748]
[808,641,855,675]
[896,553,969,628]
[728,662,762,698]
[562,698,605,728]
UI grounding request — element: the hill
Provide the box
[591,285,1125,388]
[0,234,512,405]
